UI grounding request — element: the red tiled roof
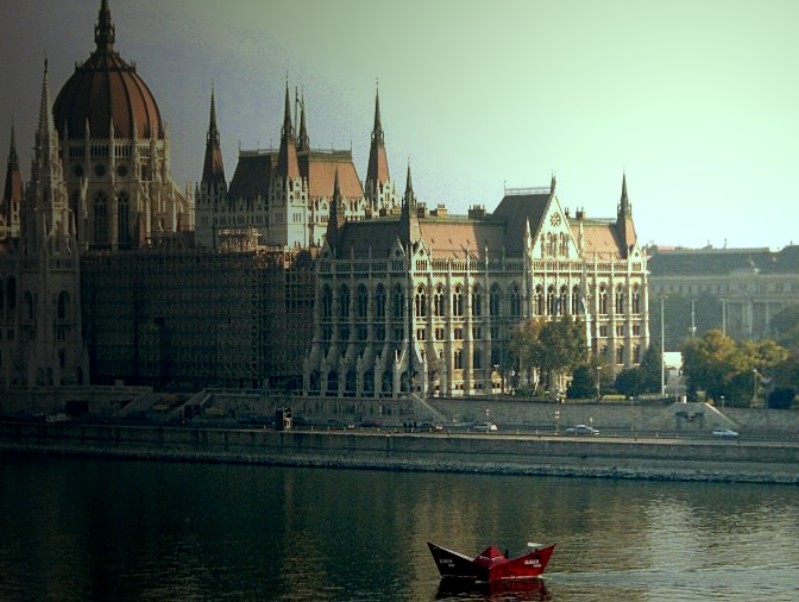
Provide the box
[575,221,625,260]
[419,220,506,259]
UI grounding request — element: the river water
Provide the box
[1,456,798,601]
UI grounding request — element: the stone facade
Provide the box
[303,173,650,399]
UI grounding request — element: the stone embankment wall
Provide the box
[1,421,797,485]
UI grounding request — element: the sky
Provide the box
[1,0,798,250]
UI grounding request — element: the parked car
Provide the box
[565,424,599,436]
[712,428,739,438]
[418,422,444,433]
[358,419,383,428]
[473,422,498,432]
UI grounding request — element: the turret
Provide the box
[325,167,345,250]
[297,92,309,153]
[365,87,391,211]
[399,164,421,249]
[2,125,23,238]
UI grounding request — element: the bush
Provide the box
[767,387,795,409]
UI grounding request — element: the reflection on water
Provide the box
[436,577,551,601]
[1,456,798,601]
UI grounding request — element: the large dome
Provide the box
[53,1,164,141]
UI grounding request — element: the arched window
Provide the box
[615,284,624,314]
[117,191,130,246]
[24,291,34,321]
[510,284,521,318]
[546,285,556,316]
[433,286,445,317]
[471,286,482,317]
[375,284,386,318]
[559,285,568,316]
[534,285,544,316]
[632,285,641,314]
[616,345,625,365]
[415,285,427,318]
[571,285,581,315]
[392,284,404,319]
[473,348,483,370]
[321,285,332,319]
[57,291,69,320]
[338,285,350,319]
[599,284,608,315]
[93,191,108,244]
[490,285,501,317]
[357,285,368,319]
[452,286,463,317]
[454,349,463,370]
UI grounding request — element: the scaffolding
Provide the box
[81,247,315,390]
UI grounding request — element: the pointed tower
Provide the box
[325,167,346,251]
[399,164,421,249]
[616,173,638,256]
[195,86,228,248]
[269,83,307,248]
[297,92,310,153]
[365,87,396,215]
[17,60,88,388]
[201,86,226,194]
[2,125,23,239]
[276,84,300,180]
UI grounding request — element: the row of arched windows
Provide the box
[320,281,642,322]
[0,279,70,321]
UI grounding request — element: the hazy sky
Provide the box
[2,0,798,249]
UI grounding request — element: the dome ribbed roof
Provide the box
[52,1,163,141]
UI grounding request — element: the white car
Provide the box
[712,428,739,438]
[473,422,498,432]
[565,424,600,436]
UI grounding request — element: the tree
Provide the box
[511,316,588,393]
[638,345,663,393]
[567,365,595,399]
[614,368,642,397]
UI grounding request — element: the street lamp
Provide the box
[752,369,758,405]
[596,365,602,400]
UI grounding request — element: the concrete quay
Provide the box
[1,420,797,485]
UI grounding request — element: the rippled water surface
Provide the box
[1,456,798,601]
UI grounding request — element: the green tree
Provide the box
[614,368,642,397]
[511,316,587,393]
[638,345,663,393]
[567,365,595,399]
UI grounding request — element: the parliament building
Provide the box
[0,1,650,399]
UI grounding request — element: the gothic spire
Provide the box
[366,85,390,198]
[616,172,637,255]
[326,167,345,249]
[297,91,309,152]
[94,0,116,53]
[35,59,58,160]
[277,83,300,179]
[399,163,421,246]
[201,86,226,190]
[3,124,23,234]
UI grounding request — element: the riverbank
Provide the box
[1,421,797,485]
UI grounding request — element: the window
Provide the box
[546,285,556,316]
[616,325,624,337]
[559,286,568,316]
[433,286,445,317]
[454,350,463,370]
[321,286,332,319]
[392,285,404,319]
[339,285,350,319]
[615,285,624,314]
[633,324,641,336]
[599,284,608,315]
[57,291,69,320]
[616,346,625,364]
[632,285,641,314]
[416,328,426,341]
[473,327,482,340]
[453,286,463,317]
[454,328,463,340]
[473,348,483,369]
[357,285,368,319]
[571,285,581,315]
[472,287,482,317]
[435,328,445,341]
[376,326,385,341]
[415,286,427,318]
[599,325,608,337]
[117,192,130,246]
[510,284,521,318]
[490,285,501,317]
[375,285,386,318]
[94,192,108,244]
[534,285,544,316]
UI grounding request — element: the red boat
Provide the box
[427,541,555,583]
